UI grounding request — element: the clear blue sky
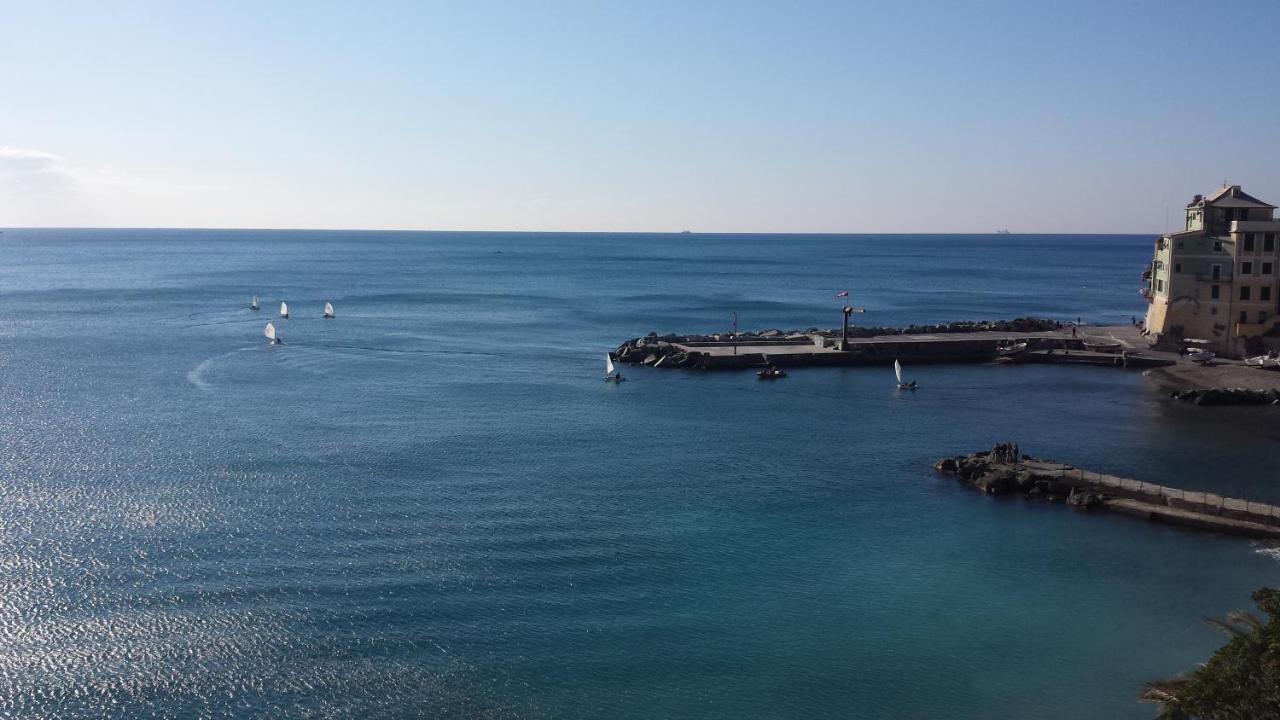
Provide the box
[2,0,1278,233]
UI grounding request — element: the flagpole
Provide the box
[732,311,738,356]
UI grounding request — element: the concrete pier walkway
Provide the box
[936,452,1280,539]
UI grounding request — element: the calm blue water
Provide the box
[1,229,1277,719]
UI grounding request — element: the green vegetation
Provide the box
[1143,588,1280,719]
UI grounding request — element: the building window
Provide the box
[1243,261,1253,275]
[1264,262,1274,275]
[1156,279,1164,292]
[1244,234,1256,251]
[1263,286,1272,302]
[1211,284,1221,299]
[1214,240,1223,251]
[1174,263,1181,273]
[1240,286,1251,300]
[1212,264,1222,280]
[1262,311,1270,324]
[1241,310,1249,324]
[1178,240,1185,249]
[1267,234,1276,252]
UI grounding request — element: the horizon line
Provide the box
[0,225,1159,237]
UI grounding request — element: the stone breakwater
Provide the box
[935,451,1280,539]
[1168,387,1280,406]
[612,318,1065,370]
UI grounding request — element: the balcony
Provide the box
[1140,288,1153,301]
[1236,319,1277,337]
[1141,269,1152,281]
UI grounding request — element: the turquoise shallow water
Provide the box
[0,229,1277,718]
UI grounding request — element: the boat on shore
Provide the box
[1082,338,1122,353]
[1245,352,1280,370]
[1188,350,1215,366]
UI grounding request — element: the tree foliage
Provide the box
[1143,588,1280,719]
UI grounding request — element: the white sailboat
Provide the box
[895,359,917,390]
[250,295,260,311]
[264,322,280,344]
[280,301,289,319]
[605,354,624,382]
[323,301,335,319]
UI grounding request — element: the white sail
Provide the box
[894,359,903,385]
[264,322,276,341]
[606,354,615,375]
[250,295,259,309]
[324,301,334,317]
[280,301,289,318]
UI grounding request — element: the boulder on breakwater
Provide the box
[1169,387,1280,406]
[933,452,1094,504]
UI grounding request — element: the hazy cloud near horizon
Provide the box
[0,147,100,225]
[3,1,1279,233]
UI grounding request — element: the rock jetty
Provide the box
[935,451,1280,538]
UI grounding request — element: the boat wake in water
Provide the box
[186,348,254,392]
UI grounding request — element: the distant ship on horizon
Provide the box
[996,229,1010,234]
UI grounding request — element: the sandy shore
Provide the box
[1146,361,1280,393]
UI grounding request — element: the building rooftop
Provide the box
[1204,184,1275,209]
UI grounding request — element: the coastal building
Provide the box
[1143,185,1280,356]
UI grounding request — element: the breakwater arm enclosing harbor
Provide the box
[935,451,1280,539]
[613,318,1173,371]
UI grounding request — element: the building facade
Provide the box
[1143,185,1280,356]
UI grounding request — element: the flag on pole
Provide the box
[835,291,849,298]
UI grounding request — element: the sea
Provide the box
[1,229,1277,719]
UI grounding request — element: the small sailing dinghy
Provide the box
[323,301,335,319]
[280,301,289,319]
[895,359,917,390]
[265,322,281,344]
[250,295,260,311]
[605,354,625,382]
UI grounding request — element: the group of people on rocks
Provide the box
[992,442,1020,464]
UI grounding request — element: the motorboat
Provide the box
[757,365,786,379]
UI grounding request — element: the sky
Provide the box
[2,0,1279,233]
